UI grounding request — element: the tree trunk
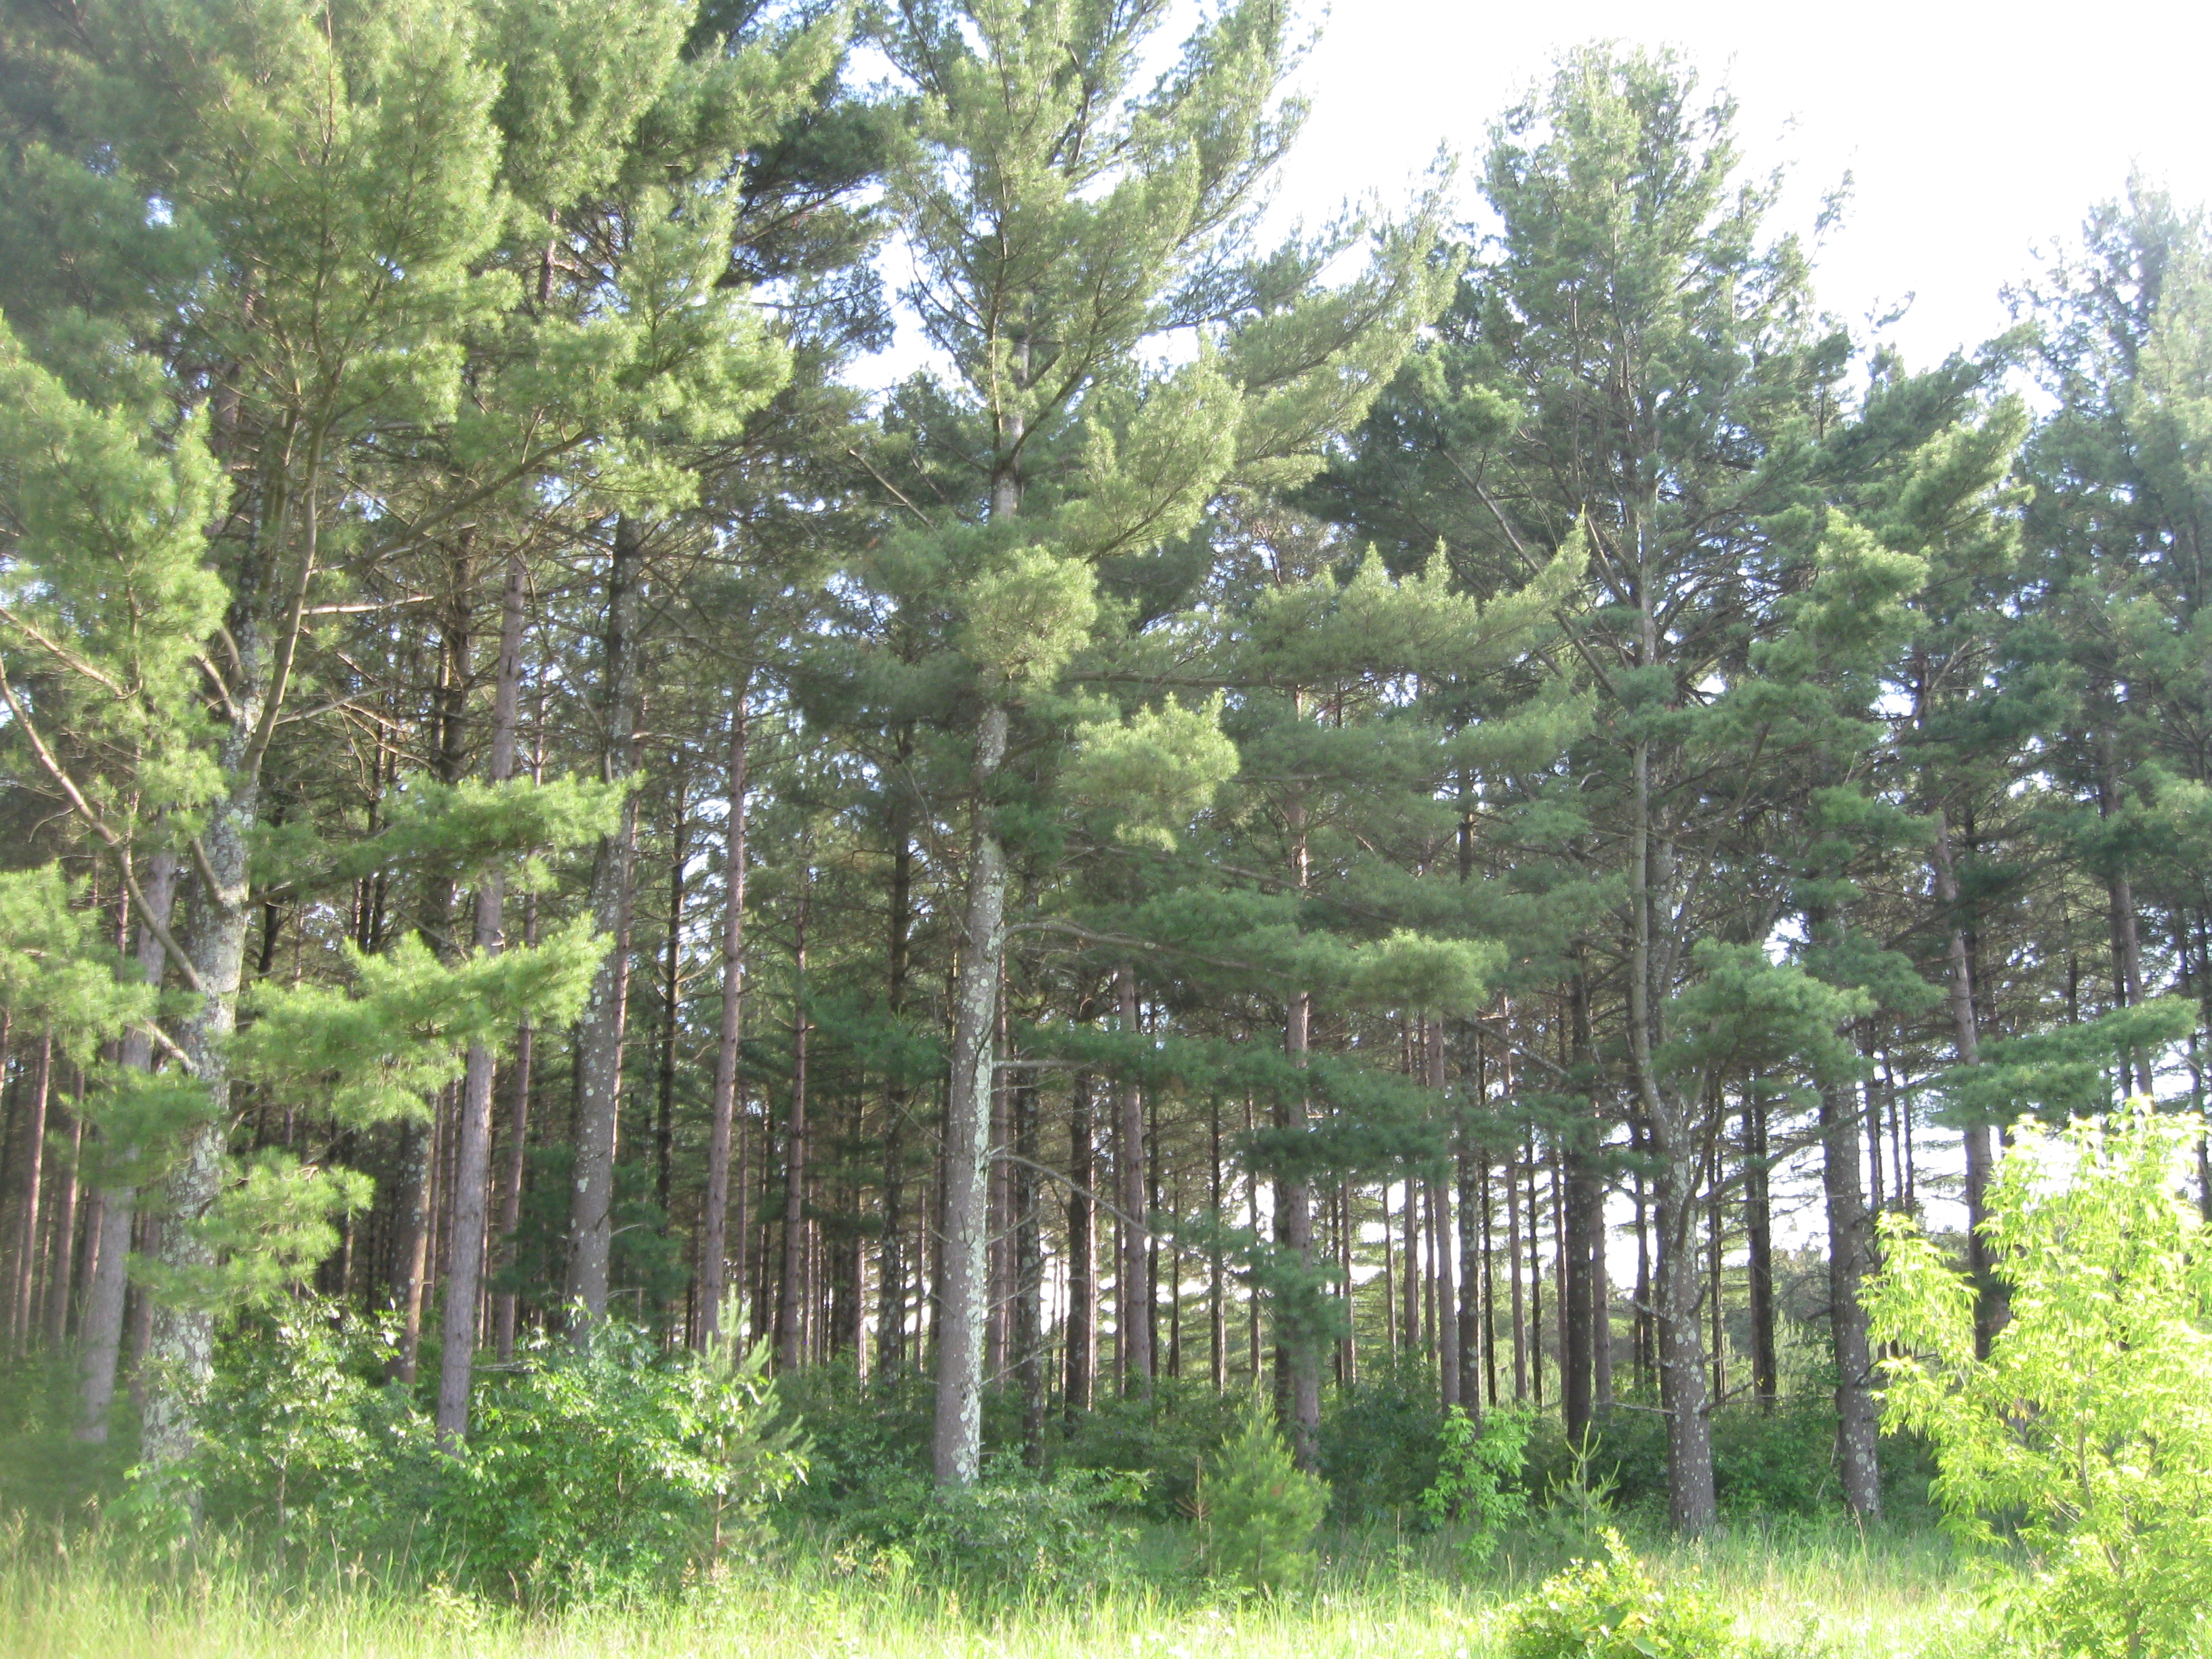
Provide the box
[1744,1088,1778,1411]
[1820,1076,1883,1516]
[1456,1088,1485,1413]
[1929,808,2003,1353]
[1507,1142,1527,1403]
[9,1036,52,1354]
[1209,1092,1227,1393]
[46,1078,83,1346]
[776,871,812,1372]
[143,762,258,1480]
[565,514,646,1321]
[1276,983,1319,1467]
[1013,1078,1044,1465]
[82,855,177,1440]
[700,691,750,1347]
[434,548,526,1441]
[1650,1109,1718,1532]
[876,769,910,1379]
[930,701,1009,1487]
[1064,1070,1096,1417]
[1563,970,1598,1443]
[654,761,687,1227]
[1115,965,1152,1397]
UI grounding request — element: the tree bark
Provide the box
[1821,1076,1883,1516]
[1277,980,1319,1467]
[434,548,525,1440]
[45,1076,83,1346]
[876,765,912,1379]
[9,1035,52,1354]
[776,869,811,1371]
[1013,1078,1044,1465]
[700,691,749,1347]
[564,515,646,1322]
[930,701,1010,1487]
[1115,964,1152,1396]
[1929,808,2003,1353]
[1744,1088,1778,1411]
[81,855,178,1439]
[1064,1070,1096,1417]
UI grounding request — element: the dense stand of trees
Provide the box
[3,1,2209,1534]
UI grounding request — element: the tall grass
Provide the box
[0,1513,1981,1659]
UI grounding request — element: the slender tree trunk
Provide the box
[1115,965,1152,1397]
[1456,1067,1485,1413]
[655,759,688,1225]
[1064,1071,1096,1418]
[930,701,1010,1487]
[434,549,525,1440]
[777,870,812,1372]
[876,768,910,1379]
[1821,1075,1883,1515]
[1277,981,1319,1466]
[1013,1078,1044,1465]
[1929,808,2003,1353]
[46,1078,82,1347]
[10,1036,52,1355]
[700,691,749,1348]
[1744,1088,1778,1411]
[1563,969,1597,1443]
[565,514,646,1321]
[1210,1093,1227,1393]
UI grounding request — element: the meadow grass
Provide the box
[0,1515,1982,1658]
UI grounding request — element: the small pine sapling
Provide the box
[1197,1391,1328,1593]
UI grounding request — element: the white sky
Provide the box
[859,1,2212,383]
[1273,0,2212,371]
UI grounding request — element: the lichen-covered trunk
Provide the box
[1648,1109,1717,1533]
[143,743,260,1479]
[930,703,1009,1488]
[80,855,178,1441]
[699,692,749,1348]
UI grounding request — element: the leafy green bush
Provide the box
[189,1301,419,1547]
[1197,1391,1327,1593]
[430,1319,806,1599]
[1869,1105,2212,1659]
[1317,1351,1446,1523]
[180,1300,804,1601]
[817,1454,1146,1593]
[1418,1404,1530,1561]
[1502,1528,1750,1659]
[1057,1378,1247,1519]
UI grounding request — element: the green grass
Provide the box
[0,1518,1982,1658]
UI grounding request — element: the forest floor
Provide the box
[0,1521,1980,1658]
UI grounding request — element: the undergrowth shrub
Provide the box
[1057,1378,1245,1519]
[1317,1352,1443,1522]
[819,1454,1146,1593]
[182,1299,804,1602]
[1520,1395,1929,1521]
[1502,1528,1754,1659]
[431,1319,806,1599]
[1870,1105,2212,1659]
[1196,1391,1326,1593]
[1418,1404,1530,1561]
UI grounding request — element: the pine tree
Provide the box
[861,0,1446,1487]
